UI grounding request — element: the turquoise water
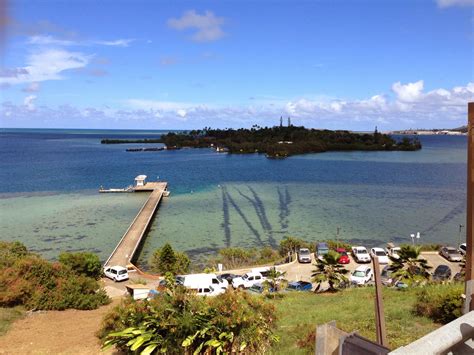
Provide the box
[0,129,467,266]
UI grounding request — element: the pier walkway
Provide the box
[105,181,167,267]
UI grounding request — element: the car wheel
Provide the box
[239,285,245,289]
[114,277,118,282]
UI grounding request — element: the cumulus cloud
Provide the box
[168,10,225,42]
[437,0,474,7]
[2,81,473,130]
[0,49,91,85]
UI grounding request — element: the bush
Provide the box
[100,288,278,354]
[149,243,190,275]
[279,236,313,256]
[58,252,102,279]
[414,283,463,324]
[208,247,284,270]
[0,241,110,311]
[325,239,352,252]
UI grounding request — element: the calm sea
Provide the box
[0,129,467,267]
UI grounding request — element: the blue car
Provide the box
[248,283,276,293]
[286,281,313,291]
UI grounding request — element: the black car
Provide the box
[432,265,452,281]
[220,273,239,283]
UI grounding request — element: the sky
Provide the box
[0,0,473,130]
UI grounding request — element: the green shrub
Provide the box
[149,243,190,275]
[207,246,284,270]
[325,239,352,252]
[414,283,463,324]
[100,288,278,354]
[58,251,102,279]
[279,236,313,256]
[0,242,110,311]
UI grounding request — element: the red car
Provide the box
[336,248,350,264]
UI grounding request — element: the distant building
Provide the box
[134,175,147,187]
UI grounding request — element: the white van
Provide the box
[191,285,225,297]
[181,273,229,290]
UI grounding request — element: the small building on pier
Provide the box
[134,175,147,187]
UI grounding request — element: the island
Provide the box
[101,125,422,158]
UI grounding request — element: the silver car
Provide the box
[440,246,462,262]
[298,248,312,263]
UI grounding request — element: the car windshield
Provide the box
[375,251,386,256]
[436,266,449,273]
[447,249,458,254]
[118,270,127,275]
[300,249,310,255]
[340,252,348,257]
[353,271,365,277]
[242,274,249,280]
[287,284,298,290]
[358,249,368,254]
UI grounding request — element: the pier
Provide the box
[104,178,168,268]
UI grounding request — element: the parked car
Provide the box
[298,248,312,263]
[459,243,467,256]
[219,273,239,283]
[336,248,350,264]
[350,265,373,285]
[432,264,452,281]
[232,271,265,289]
[315,242,329,259]
[370,247,389,264]
[248,283,275,294]
[181,273,229,290]
[191,285,225,297]
[286,281,313,291]
[104,265,129,282]
[385,243,401,259]
[351,246,371,263]
[439,246,463,262]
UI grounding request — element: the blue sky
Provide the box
[1,0,473,130]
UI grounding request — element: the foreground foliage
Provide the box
[148,243,190,275]
[414,283,463,324]
[388,245,431,285]
[58,251,103,279]
[0,241,110,310]
[100,286,278,354]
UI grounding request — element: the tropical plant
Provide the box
[279,236,312,257]
[100,289,278,354]
[265,267,287,294]
[387,245,431,285]
[311,250,349,292]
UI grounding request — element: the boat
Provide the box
[163,189,171,197]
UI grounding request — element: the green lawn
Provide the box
[269,286,441,354]
[0,307,25,336]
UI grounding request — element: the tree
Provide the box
[311,250,349,292]
[58,252,102,279]
[387,245,431,285]
[279,236,310,257]
[149,243,190,275]
[265,267,287,295]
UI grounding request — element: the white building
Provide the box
[134,175,147,187]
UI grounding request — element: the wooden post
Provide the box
[373,256,387,346]
[465,102,474,314]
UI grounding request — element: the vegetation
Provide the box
[99,286,278,354]
[414,283,464,324]
[0,307,25,336]
[388,245,431,285]
[279,236,313,256]
[0,241,110,310]
[270,287,441,353]
[58,251,103,279]
[208,246,284,270]
[101,126,422,158]
[149,243,190,275]
[311,250,349,292]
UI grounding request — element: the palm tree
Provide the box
[264,267,287,296]
[311,250,349,292]
[388,245,431,285]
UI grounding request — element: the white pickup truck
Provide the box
[232,271,265,289]
[351,246,371,263]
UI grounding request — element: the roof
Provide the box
[125,284,149,290]
[135,175,147,181]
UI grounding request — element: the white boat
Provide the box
[163,189,171,197]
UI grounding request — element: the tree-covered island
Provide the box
[101,125,421,158]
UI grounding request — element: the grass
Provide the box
[0,307,25,336]
[268,286,441,354]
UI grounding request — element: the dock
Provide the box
[104,178,168,267]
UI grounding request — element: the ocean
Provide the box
[0,129,467,267]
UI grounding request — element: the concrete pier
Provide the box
[105,181,167,267]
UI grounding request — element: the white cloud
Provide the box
[28,35,135,47]
[437,0,474,7]
[2,81,472,130]
[168,10,225,42]
[23,95,37,110]
[392,80,424,102]
[0,49,92,85]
